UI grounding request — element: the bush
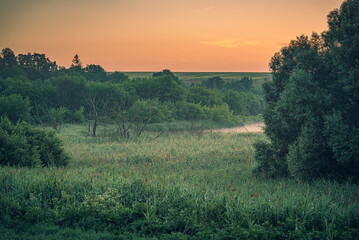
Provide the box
[0,118,69,167]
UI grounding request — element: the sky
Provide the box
[0,0,344,72]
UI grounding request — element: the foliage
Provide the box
[245,93,263,115]
[152,69,180,84]
[47,107,68,132]
[173,101,208,121]
[187,86,221,107]
[70,54,82,72]
[0,118,69,167]
[211,104,234,123]
[47,75,86,111]
[1,48,17,67]
[222,77,254,93]
[84,64,106,82]
[0,94,32,123]
[65,106,86,124]
[201,76,224,89]
[135,75,186,102]
[16,52,57,80]
[222,90,247,115]
[128,99,173,124]
[107,71,129,83]
[111,99,173,140]
[255,0,359,180]
[83,81,127,137]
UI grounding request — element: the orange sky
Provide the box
[0,0,343,72]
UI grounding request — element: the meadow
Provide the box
[124,72,272,86]
[0,124,358,239]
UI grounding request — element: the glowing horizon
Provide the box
[0,0,343,72]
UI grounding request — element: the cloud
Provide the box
[200,39,259,48]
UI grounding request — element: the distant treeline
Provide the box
[0,50,263,137]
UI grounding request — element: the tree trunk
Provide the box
[92,117,97,137]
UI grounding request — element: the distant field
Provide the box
[124,72,272,85]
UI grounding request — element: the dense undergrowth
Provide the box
[0,124,358,239]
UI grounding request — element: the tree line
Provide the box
[0,49,263,139]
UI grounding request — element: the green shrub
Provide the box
[0,118,69,167]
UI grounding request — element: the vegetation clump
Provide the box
[0,118,69,167]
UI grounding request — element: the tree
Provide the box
[135,75,186,103]
[108,71,129,84]
[187,86,221,107]
[83,82,126,137]
[222,90,247,115]
[201,76,224,89]
[245,93,263,116]
[254,0,359,180]
[70,54,83,71]
[127,99,172,138]
[152,69,180,84]
[1,48,17,67]
[48,75,86,110]
[84,64,107,82]
[239,77,253,92]
[224,77,253,92]
[17,52,57,80]
[47,107,68,132]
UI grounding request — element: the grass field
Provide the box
[124,72,272,86]
[0,124,358,239]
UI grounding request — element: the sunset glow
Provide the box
[0,0,343,72]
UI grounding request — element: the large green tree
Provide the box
[255,0,359,180]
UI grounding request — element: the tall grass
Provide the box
[0,124,358,239]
